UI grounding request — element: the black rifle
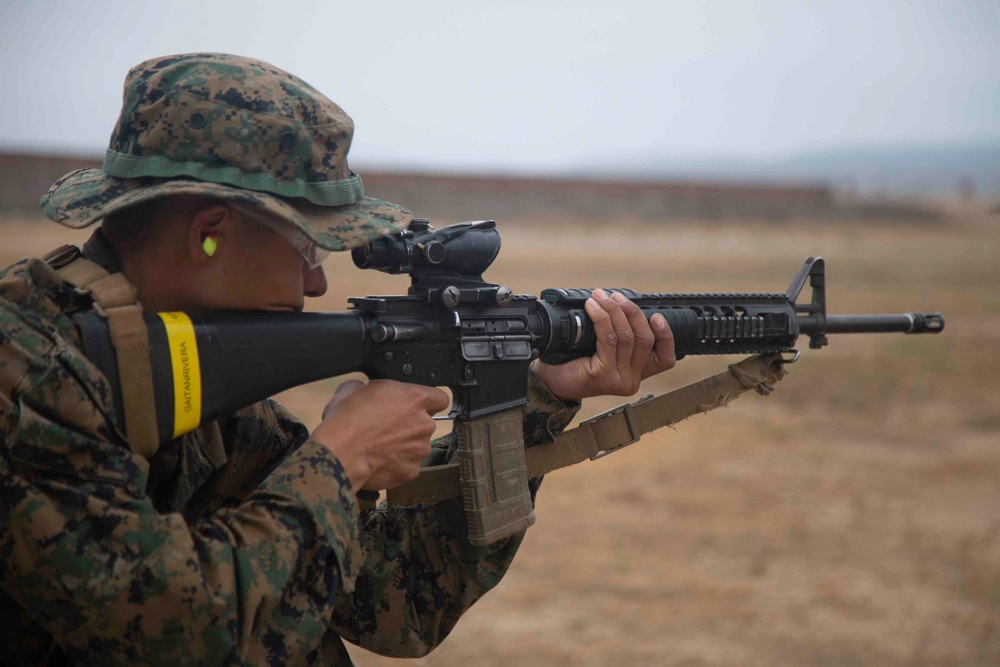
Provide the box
[74,219,944,544]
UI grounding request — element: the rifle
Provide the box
[73,219,944,545]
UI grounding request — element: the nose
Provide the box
[304,264,328,298]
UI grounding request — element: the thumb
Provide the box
[323,379,366,419]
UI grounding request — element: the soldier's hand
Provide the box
[312,379,450,492]
[532,289,676,401]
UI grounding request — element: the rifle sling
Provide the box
[42,245,160,459]
[385,353,788,508]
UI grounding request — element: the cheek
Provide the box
[206,243,304,309]
[260,242,308,296]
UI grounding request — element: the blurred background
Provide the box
[2,1,998,665]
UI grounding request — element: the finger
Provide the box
[604,291,637,382]
[643,313,677,378]
[423,386,452,415]
[584,293,614,374]
[616,294,656,377]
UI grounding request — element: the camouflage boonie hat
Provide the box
[40,53,411,251]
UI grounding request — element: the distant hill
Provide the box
[590,142,1000,199]
[0,150,943,223]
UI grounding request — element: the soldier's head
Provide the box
[40,53,410,311]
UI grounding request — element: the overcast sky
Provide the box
[1,0,997,174]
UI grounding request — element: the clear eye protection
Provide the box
[227,202,331,269]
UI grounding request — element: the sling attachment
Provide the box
[386,352,788,509]
[42,245,160,459]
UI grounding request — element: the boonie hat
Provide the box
[40,53,411,251]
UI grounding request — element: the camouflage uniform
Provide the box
[0,54,582,664]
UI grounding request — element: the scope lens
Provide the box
[424,241,446,264]
[351,244,372,268]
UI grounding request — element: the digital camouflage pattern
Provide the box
[0,233,581,665]
[40,53,411,251]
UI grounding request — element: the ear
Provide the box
[187,203,236,263]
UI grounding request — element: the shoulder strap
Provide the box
[42,245,160,459]
[384,352,789,507]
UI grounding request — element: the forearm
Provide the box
[334,496,524,657]
[327,367,581,657]
[2,408,362,665]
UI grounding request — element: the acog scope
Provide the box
[352,218,502,277]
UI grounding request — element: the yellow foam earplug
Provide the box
[203,234,218,257]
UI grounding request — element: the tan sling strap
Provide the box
[42,245,160,459]
[385,352,789,507]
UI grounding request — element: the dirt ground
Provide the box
[2,203,997,665]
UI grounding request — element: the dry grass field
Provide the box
[2,202,997,666]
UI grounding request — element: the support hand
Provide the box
[532,289,676,401]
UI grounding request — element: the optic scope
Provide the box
[352,218,503,278]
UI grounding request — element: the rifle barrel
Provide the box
[799,312,944,336]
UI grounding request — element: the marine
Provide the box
[0,53,675,665]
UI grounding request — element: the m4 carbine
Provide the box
[74,219,944,545]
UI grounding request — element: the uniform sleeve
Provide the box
[325,368,581,658]
[0,304,364,666]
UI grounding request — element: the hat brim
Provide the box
[40,168,412,252]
